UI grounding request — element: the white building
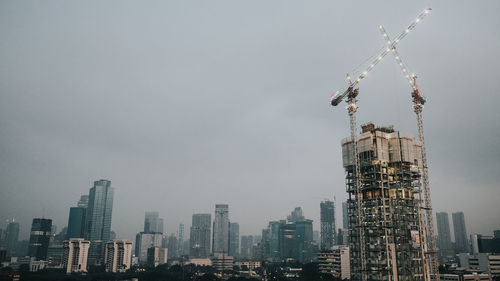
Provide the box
[62,238,90,274]
[105,240,133,273]
[441,272,490,281]
[135,232,162,264]
[318,245,350,280]
[146,247,168,267]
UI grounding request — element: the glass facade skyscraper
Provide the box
[67,207,86,239]
[28,218,52,260]
[229,222,239,258]
[85,179,114,265]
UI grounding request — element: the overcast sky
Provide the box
[1,0,499,242]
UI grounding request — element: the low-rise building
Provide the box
[211,253,233,271]
[318,245,350,280]
[235,260,261,270]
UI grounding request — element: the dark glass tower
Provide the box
[28,218,52,260]
[85,179,114,265]
[320,200,336,250]
[67,207,86,239]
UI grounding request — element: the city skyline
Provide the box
[1,1,499,244]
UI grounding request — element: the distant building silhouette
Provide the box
[212,204,229,254]
[189,214,211,258]
[229,222,239,258]
[437,212,453,257]
[4,221,19,257]
[452,212,469,253]
[320,200,336,250]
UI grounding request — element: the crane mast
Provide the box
[379,22,439,281]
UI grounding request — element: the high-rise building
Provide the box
[452,212,469,253]
[279,223,296,260]
[28,218,52,260]
[189,214,211,258]
[436,212,453,255]
[268,221,282,261]
[85,179,114,265]
[320,200,336,250]
[229,222,239,258]
[178,224,184,255]
[287,207,305,222]
[67,207,86,239]
[212,204,229,254]
[77,195,89,208]
[62,238,90,274]
[135,232,162,264]
[295,219,314,263]
[105,240,133,272]
[4,221,19,257]
[240,236,253,259]
[342,202,348,229]
[167,234,178,259]
[144,212,160,233]
[341,124,426,281]
[147,246,168,267]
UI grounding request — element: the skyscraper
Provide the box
[342,124,426,281]
[287,207,305,222]
[240,236,253,259]
[77,195,89,208]
[178,224,184,255]
[135,232,163,264]
[85,179,114,265]
[229,222,239,258]
[4,221,19,257]
[144,212,161,233]
[189,214,211,258]
[213,204,229,254]
[28,218,52,260]
[295,219,314,262]
[452,212,469,253]
[67,207,86,239]
[320,200,336,250]
[436,212,453,255]
[268,221,282,261]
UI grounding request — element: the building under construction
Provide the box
[342,123,427,281]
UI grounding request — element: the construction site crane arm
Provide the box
[330,8,431,106]
[379,24,427,105]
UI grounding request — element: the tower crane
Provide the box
[379,22,438,281]
[330,8,431,281]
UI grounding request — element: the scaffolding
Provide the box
[343,124,426,281]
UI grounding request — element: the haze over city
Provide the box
[1,0,499,245]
